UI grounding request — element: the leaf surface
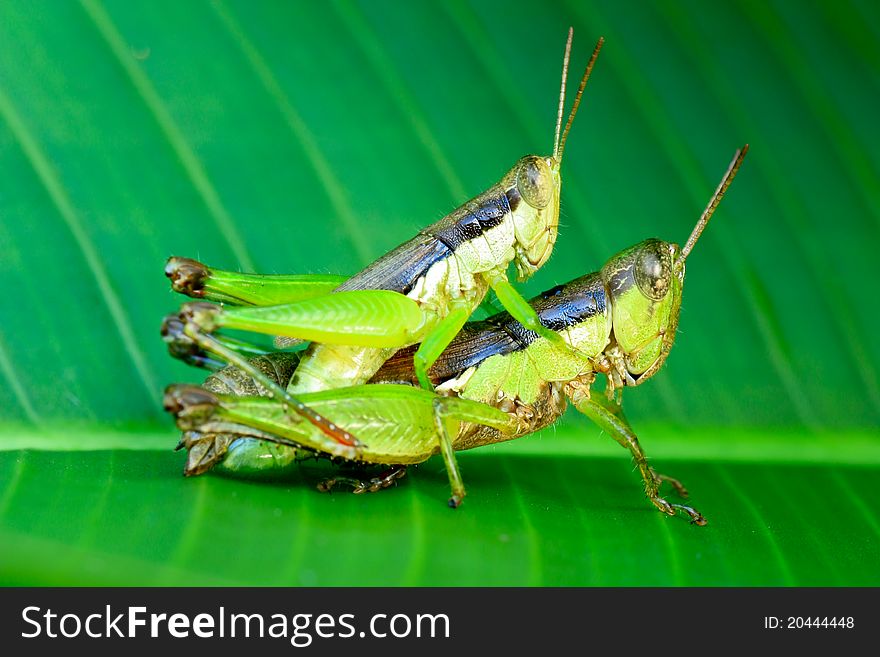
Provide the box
[0,0,877,586]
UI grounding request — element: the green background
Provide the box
[0,0,878,585]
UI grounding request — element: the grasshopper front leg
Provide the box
[571,390,707,525]
[411,307,472,391]
[482,269,590,364]
[394,267,595,392]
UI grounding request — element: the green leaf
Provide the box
[0,0,877,586]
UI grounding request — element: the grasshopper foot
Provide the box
[651,495,707,526]
[161,314,206,364]
[317,466,407,495]
[160,311,226,370]
[164,389,234,476]
[166,256,210,297]
[161,304,230,370]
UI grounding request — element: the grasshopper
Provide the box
[162,31,603,451]
[164,146,749,523]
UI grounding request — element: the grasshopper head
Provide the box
[504,154,561,281]
[601,239,684,385]
[600,145,749,387]
[505,32,604,282]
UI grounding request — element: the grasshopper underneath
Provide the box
[163,30,603,454]
[165,146,748,523]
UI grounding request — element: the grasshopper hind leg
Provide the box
[165,256,348,306]
[163,302,363,450]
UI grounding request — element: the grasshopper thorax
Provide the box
[502,154,562,281]
[600,239,684,386]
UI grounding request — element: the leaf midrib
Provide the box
[1,424,877,466]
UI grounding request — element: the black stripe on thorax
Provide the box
[336,191,512,297]
[370,273,607,386]
[481,272,607,348]
[530,273,607,332]
[428,192,511,250]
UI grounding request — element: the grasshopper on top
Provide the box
[166,146,748,522]
[163,31,604,450]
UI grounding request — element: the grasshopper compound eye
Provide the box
[634,239,673,301]
[515,156,554,209]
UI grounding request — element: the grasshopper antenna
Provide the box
[555,35,604,164]
[553,27,574,158]
[681,144,750,262]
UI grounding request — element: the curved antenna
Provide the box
[553,27,574,158]
[556,36,604,164]
[681,144,750,262]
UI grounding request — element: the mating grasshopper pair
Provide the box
[162,31,747,525]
